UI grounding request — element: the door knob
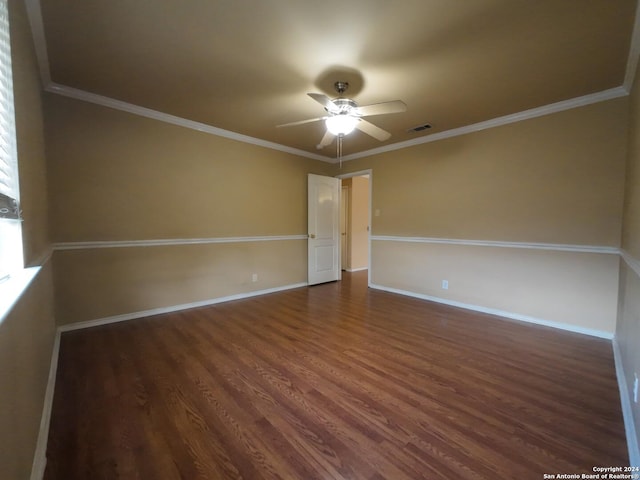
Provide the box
[309,234,316,239]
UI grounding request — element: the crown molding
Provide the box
[342,86,628,161]
[624,0,640,92]
[23,0,50,86]
[44,83,331,163]
[45,81,627,165]
[24,0,639,162]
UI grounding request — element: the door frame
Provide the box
[340,186,350,271]
[336,169,373,287]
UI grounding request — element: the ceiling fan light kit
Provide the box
[276,80,407,155]
[326,114,358,136]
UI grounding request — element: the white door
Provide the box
[308,174,341,285]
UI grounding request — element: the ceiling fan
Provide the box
[277,81,407,150]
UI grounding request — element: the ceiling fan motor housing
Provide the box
[330,98,358,115]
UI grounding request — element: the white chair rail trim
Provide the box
[371,235,620,255]
[53,235,308,250]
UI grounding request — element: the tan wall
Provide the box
[349,175,369,270]
[617,259,640,451]
[338,98,628,334]
[344,98,627,245]
[54,240,307,325]
[623,67,640,260]
[45,94,332,241]
[0,262,55,479]
[0,1,56,478]
[8,0,636,470]
[45,94,332,324]
[373,241,619,333]
[12,0,50,265]
[616,58,640,461]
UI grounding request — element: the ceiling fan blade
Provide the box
[355,119,391,141]
[276,116,326,128]
[316,130,335,149]
[357,100,407,117]
[308,93,340,114]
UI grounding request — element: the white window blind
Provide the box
[0,0,22,283]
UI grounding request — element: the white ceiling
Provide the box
[25,0,640,161]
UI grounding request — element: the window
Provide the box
[0,0,22,283]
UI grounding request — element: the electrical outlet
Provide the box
[634,374,638,404]
[441,280,449,290]
[252,273,258,283]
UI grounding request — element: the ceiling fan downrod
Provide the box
[334,81,349,95]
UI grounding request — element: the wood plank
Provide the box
[44,271,628,479]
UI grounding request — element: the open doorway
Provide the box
[338,170,371,279]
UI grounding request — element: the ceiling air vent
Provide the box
[407,123,432,133]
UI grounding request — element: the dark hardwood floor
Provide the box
[44,271,628,479]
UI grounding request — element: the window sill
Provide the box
[0,266,41,324]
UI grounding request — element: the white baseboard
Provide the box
[345,267,368,273]
[613,338,640,467]
[30,330,61,480]
[369,283,614,339]
[59,282,308,332]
